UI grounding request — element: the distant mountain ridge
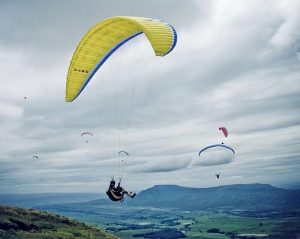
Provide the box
[1,184,300,212]
[126,183,300,211]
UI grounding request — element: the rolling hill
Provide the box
[0,205,116,239]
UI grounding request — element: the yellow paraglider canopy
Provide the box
[65,16,177,102]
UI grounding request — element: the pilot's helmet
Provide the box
[110,180,116,186]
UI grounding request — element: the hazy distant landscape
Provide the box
[1,184,300,239]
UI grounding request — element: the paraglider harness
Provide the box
[106,178,125,203]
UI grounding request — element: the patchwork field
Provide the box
[39,203,300,239]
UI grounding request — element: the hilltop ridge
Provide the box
[127,183,300,210]
[0,205,116,239]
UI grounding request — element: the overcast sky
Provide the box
[0,0,299,194]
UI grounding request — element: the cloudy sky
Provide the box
[0,0,299,194]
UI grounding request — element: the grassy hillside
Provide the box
[0,205,116,239]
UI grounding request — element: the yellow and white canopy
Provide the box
[65,16,177,102]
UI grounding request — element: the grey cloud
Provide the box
[0,0,201,51]
[130,156,191,173]
[190,148,234,167]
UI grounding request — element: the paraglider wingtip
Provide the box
[65,94,75,102]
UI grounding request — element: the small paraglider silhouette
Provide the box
[219,127,228,145]
[219,127,228,137]
[24,97,27,100]
[33,155,39,161]
[81,132,93,143]
[118,151,129,166]
[216,173,220,179]
[118,151,129,157]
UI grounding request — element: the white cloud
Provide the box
[0,102,23,120]
[270,0,300,49]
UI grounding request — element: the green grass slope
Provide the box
[0,205,117,239]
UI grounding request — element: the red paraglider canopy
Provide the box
[219,127,228,137]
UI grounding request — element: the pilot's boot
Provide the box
[130,192,136,198]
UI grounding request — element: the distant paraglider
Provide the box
[116,151,129,180]
[194,127,235,177]
[219,127,228,137]
[118,151,129,157]
[81,132,93,136]
[32,155,39,160]
[219,127,229,144]
[81,132,93,143]
[194,143,236,166]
